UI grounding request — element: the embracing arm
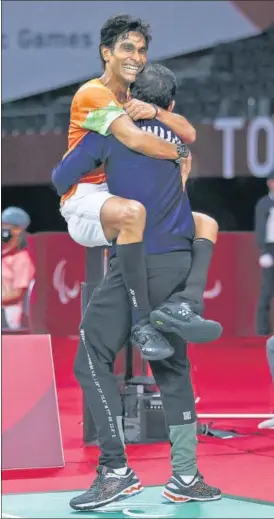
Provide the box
[52,114,181,197]
[180,154,192,191]
[78,86,180,161]
[156,108,196,144]
[52,133,105,196]
[110,114,179,160]
[124,99,196,144]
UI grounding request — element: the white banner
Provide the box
[2,0,269,102]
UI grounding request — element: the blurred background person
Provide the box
[2,207,35,331]
[258,335,274,429]
[255,171,274,336]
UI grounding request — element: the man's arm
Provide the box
[109,114,179,160]
[156,109,196,144]
[124,99,196,143]
[79,87,180,161]
[52,133,106,195]
[255,197,268,252]
[180,154,192,191]
[255,197,274,267]
[2,288,25,306]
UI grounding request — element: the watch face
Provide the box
[181,144,190,158]
[175,143,190,163]
[178,143,189,158]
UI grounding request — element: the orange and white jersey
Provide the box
[61,78,126,202]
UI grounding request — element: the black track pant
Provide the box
[74,251,198,475]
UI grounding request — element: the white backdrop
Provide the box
[2,0,260,102]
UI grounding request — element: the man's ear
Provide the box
[168,100,175,112]
[101,45,112,64]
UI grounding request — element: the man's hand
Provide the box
[180,154,192,191]
[259,253,274,268]
[2,287,25,306]
[124,99,157,121]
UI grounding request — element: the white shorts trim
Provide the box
[60,183,114,247]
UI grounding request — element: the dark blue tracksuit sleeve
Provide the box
[52,132,109,196]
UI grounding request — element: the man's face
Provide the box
[1,224,21,254]
[268,179,274,194]
[102,31,147,84]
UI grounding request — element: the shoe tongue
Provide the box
[181,300,203,315]
[180,301,191,310]
[98,465,108,475]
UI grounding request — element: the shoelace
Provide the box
[87,471,104,492]
[176,303,197,322]
[87,470,123,498]
[192,474,217,495]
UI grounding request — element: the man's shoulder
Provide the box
[78,78,110,94]
[73,78,119,109]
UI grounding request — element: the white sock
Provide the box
[179,474,196,484]
[113,467,128,476]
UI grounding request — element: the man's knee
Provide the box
[101,197,146,235]
[120,200,146,229]
[192,212,219,243]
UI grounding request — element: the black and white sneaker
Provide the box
[131,322,174,361]
[162,472,222,502]
[150,302,222,343]
[69,466,143,511]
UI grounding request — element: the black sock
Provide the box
[116,242,151,325]
[170,239,214,311]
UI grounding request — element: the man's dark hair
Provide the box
[130,64,177,110]
[99,14,151,66]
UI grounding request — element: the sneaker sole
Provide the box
[150,310,223,343]
[162,489,222,503]
[70,483,144,511]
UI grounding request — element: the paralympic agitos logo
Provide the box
[53,260,80,304]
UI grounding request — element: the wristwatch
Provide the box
[175,142,190,163]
